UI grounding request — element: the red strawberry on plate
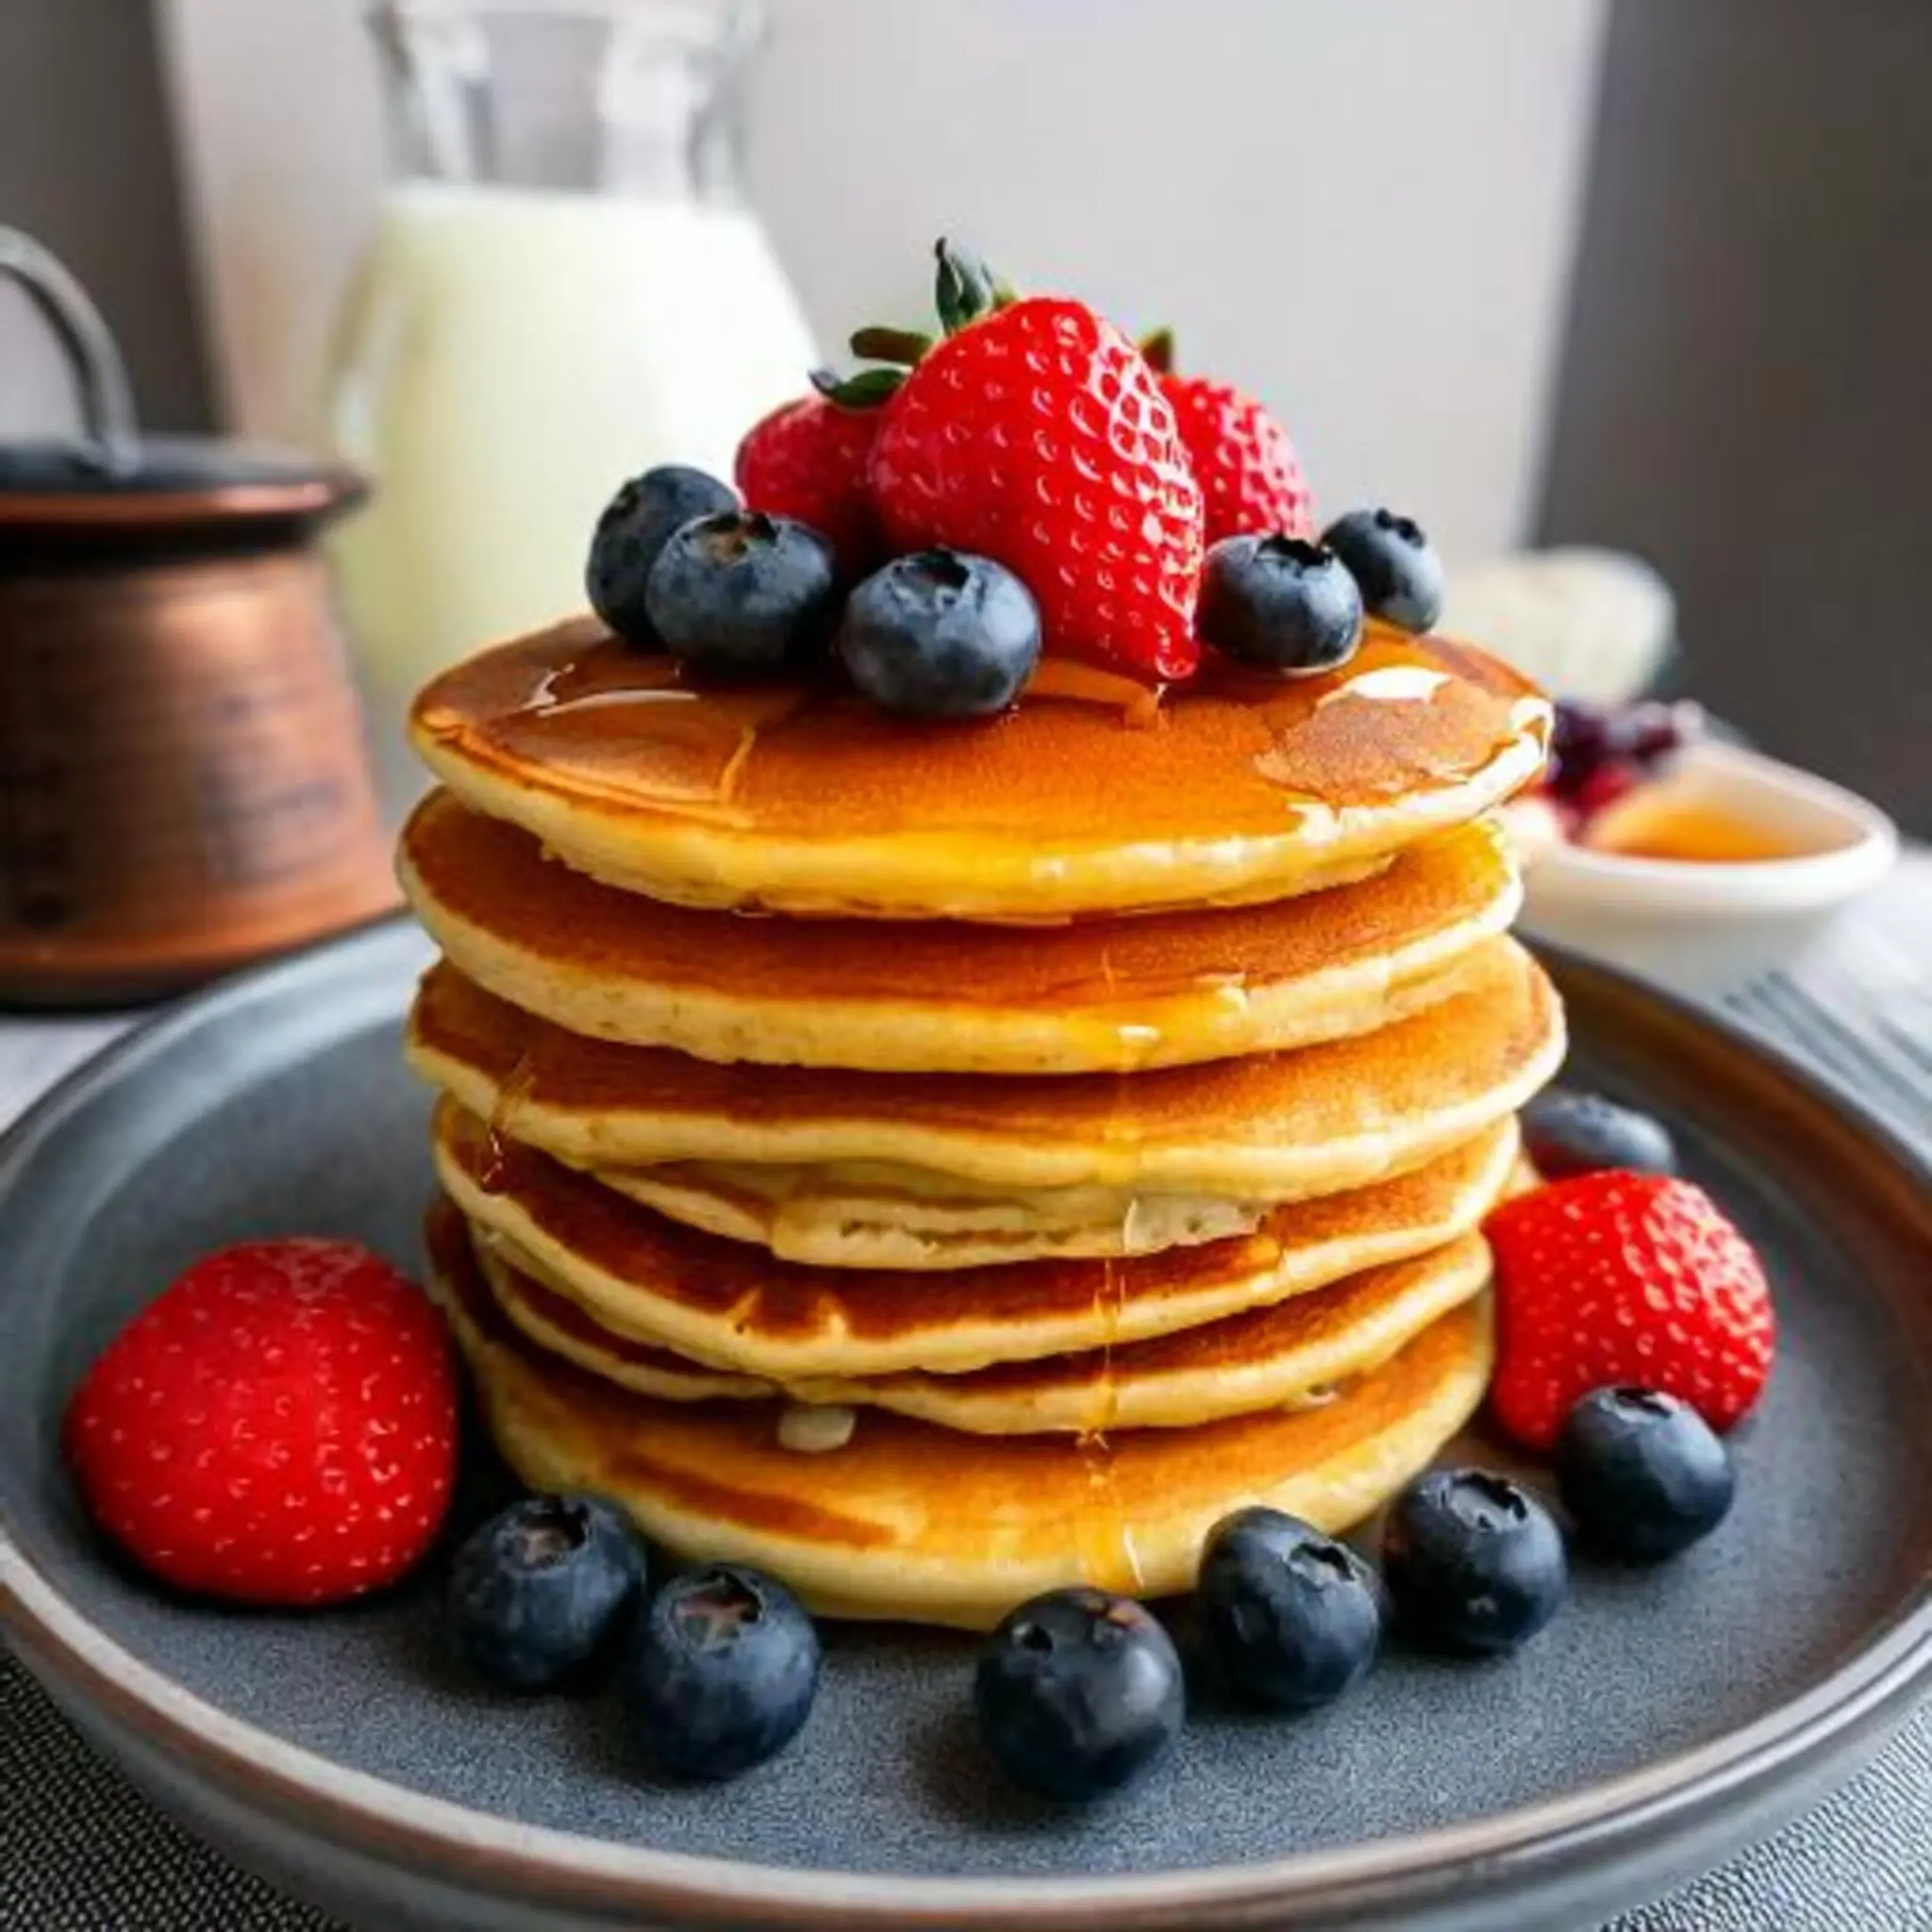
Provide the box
[736,392,884,575]
[865,242,1205,682]
[1143,329,1315,548]
[1486,1171,1776,1451]
[64,1240,458,1607]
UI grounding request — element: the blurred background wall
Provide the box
[1537,0,1932,842]
[0,0,211,435]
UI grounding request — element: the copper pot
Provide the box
[0,229,397,1007]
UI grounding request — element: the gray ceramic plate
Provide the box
[2,922,1929,1932]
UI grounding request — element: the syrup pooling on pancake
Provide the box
[415,621,1543,840]
[411,617,1550,920]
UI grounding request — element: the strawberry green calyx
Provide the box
[848,325,935,367]
[1139,326,1176,375]
[809,364,904,409]
[807,241,1020,408]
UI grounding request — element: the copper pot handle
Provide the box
[0,226,141,475]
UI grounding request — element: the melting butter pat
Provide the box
[778,1404,858,1454]
[1317,665,1452,707]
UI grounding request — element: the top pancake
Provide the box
[410,616,1551,921]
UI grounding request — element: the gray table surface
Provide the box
[4,876,1931,1932]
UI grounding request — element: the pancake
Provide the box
[432,1096,1520,1377]
[471,1216,1493,1434]
[429,1205,1494,1627]
[595,1159,1268,1269]
[406,937,1563,1224]
[409,615,1551,922]
[399,794,1521,1074]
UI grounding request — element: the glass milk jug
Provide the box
[327,0,817,795]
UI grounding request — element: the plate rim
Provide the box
[1,920,1928,1927]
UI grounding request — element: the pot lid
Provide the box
[0,228,361,530]
[0,436,361,529]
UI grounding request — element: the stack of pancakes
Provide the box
[400,616,1561,1628]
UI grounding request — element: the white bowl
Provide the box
[1518,740,1899,999]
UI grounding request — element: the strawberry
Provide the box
[1486,1172,1776,1452]
[1143,329,1315,547]
[64,1240,458,1607]
[863,244,1205,681]
[735,393,883,575]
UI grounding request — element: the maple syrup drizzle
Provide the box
[1069,1056,1146,1598]
[477,1048,540,1193]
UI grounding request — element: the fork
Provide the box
[1727,968,1932,1145]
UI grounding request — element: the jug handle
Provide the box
[0,226,141,475]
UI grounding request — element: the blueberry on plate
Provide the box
[1557,1386,1735,1561]
[1321,508,1444,632]
[1383,1469,1568,1656]
[446,1494,646,1692]
[643,510,841,675]
[1196,535,1364,675]
[1523,1087,1678,1179]
[1198,1507,1382,1710]
[836,548,1041,718]
[586,465,739,645]
[625,1563,821,1781]
[974,1587,1184,1802]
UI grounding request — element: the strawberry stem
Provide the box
[1139,326,1176,375]
[934,239,998,334]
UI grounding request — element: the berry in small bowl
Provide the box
[446,1494,646,1692]
[1557,1386,1736,1562]
[1321,508,1443,633]
[586,464,739,646]
[1198,1507,1382,1710]
[1543,696,1709,840]
[644,510,841,676]
[1197,535,1363,676]
[974,1587,1184,1802]
[625,1563,822,1781]
[836,547,1041,719]
[1382,1469,1568,1657]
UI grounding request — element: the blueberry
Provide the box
[1198,1507,1382,1710]
[446,1494,646,1691]
[586,465,738,645]
[624,1563,820,1780]
[974,1588,1184,1802]
[1197,535,1365,675]
[1524,1087,1678,1179]
[1383,1469,1568,1656]
[643,511,841,676]
[1557,1387,1735,1561]
[1321,508,1444,632]
[836,548,1041,718]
